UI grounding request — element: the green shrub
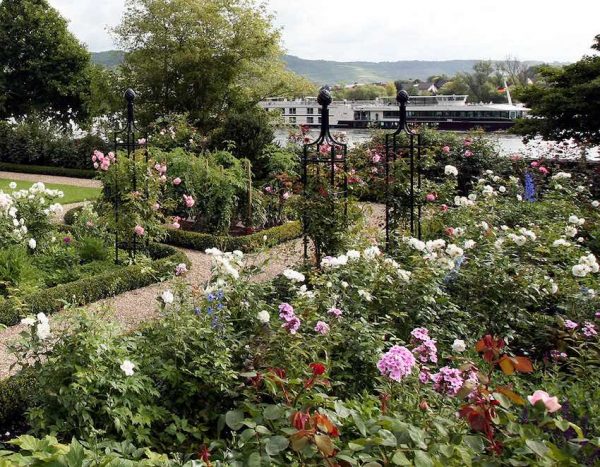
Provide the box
[0,243,188,326]
[0,162,95,179]
[163,221,302,253]
[76,236,109,263]
[0,246,39,297]
[0,119,108,169]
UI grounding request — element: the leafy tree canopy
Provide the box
[513,35,600,146]
[0,0,91,126]
[113,0,314,128]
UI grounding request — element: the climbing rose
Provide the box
[134,225,145,236]
[173,177,182,186]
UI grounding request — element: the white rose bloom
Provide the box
[485,170,494,175]
[283,269,305,283]
[498,186,506,193]
[426,239,446,251]
[552,239,571,247]
[519,228,537,241]
[467,193,477,201]
[358,289,373,302]
[120,360,135,376]
[20,317,35,326]
[407,238,426,251]
[552,172,572,180]
[363,246,381,259]
[36,322,51,340]
[28,238,36,249]
[516,194,523,201]
[482,185,495,197]
[480,221,489,231]
[565,226,578,238]
[446,244,464,258]
[161,290,174,304]
[257,310,270,323]
[568,215,581,225]
[341,281,349,289]
[451,339,466,353]
[592,200,599,208]
[464,240,476,249]
[347,249,361,260]
[508,234,526,246]
[205,248,223,256]
[36,312,48,324]
[578,237,585,243]
[8,182,17,189]
[397,269,411,282]
[572,264,590,277]
[444,165,458,176]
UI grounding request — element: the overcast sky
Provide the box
[48,0,600,62]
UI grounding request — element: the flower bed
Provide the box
[0,243,188,326]
[65,206,302,253]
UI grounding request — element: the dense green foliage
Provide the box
[0,0,91,125]
[0,119,108,169]
[513,35,600,145]
[113,0,313,128]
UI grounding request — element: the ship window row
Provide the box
[358,110,523,120]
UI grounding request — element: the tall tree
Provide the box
[113,0,312,128]
[513,35,600,145]
[0,0,91,125]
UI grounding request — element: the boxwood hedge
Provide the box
[162,221,302,253]
[64,206,302,254]
[0,243,189,327]
[0,162,96,179]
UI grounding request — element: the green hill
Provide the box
[91,50,125,69]
[91,50,555,84]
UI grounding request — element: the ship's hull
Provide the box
[338,119,515,131]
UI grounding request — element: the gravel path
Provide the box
[0,171,101,188]
[0,203,385,379]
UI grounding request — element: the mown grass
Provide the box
[0,178,101,204]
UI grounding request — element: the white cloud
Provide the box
[48,0,600,62]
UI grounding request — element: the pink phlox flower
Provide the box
[377,345,416,382]
[314,321,330,335]
[431,366,464,396]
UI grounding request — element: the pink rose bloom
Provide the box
[172,221,180,229]
[442,145,450,154]
[425,193,436,202]
[595,311,600,319]
[314,321,330,335]
[531,161,539,168]
[528,390,562,413]
[173,177,182,186]
[538,166,549,175]
[183,194,195,208]
[282,192,290,200]
[264,186,273,193]
[86,221,94,227]
[91,154,97,162]
[137,138,146,145]
[328,307,342,317]
[134,225,145,236]
[464,150,473,158]
[108,152,115,162]
[463,139,472,147]
[440,204,449,212]
[371,153,381,163]
[445,227,455,236]
[510,153,522,161]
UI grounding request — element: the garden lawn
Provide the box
[0,178,100,204]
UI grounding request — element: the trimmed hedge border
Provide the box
[0,162,96,179]
[163,221,302,253]
[0,243,189,327]
[0,368,36,432]
[64,206,302,253]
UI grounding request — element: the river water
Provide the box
[273,128,599,159]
